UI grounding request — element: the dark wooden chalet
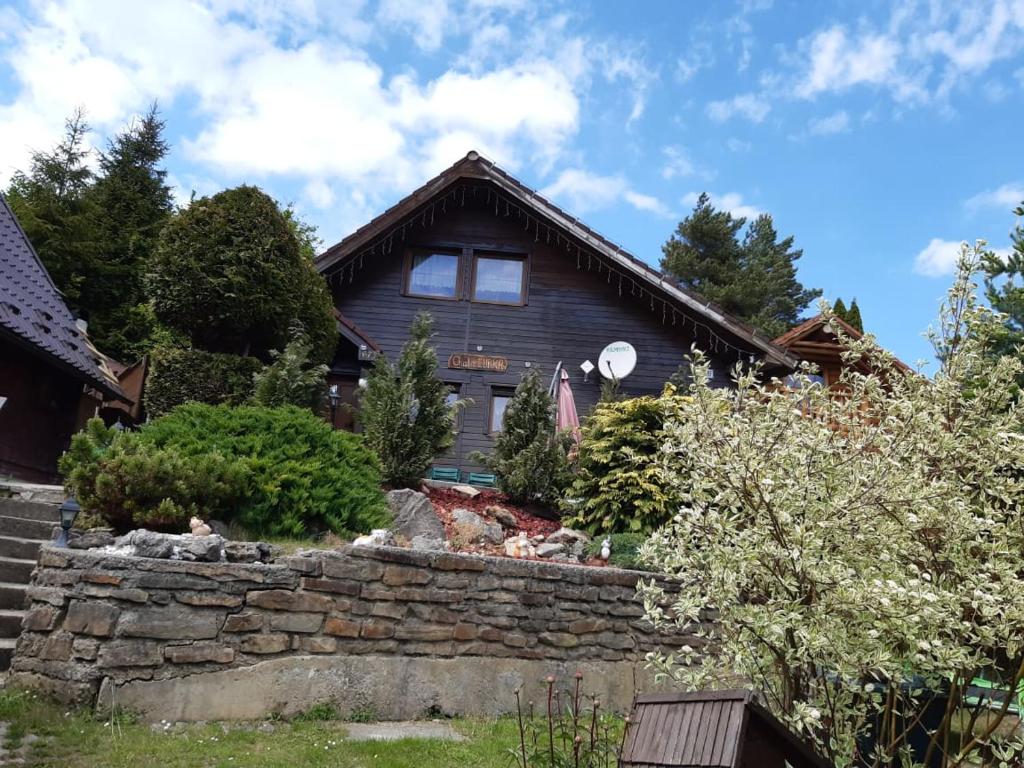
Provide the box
[316,152,796,474]
[619,690,834,768]
[0,195,126,483]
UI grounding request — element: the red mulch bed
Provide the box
[420,485,562,557]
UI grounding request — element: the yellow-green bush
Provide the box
[567,389,685,534]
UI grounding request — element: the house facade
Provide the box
[316,152,796,475]
[0,195,125,483]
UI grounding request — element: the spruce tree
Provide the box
[5,108,98,307]
[845,299,864,333]
[472,369,572,505]
[83,104,175,360]
[661,194,820,338]
[360,313,456,488]
[832,298,848,321]
[983,200,1024,358]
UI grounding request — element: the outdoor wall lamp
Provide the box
[328,384,340,427]
[56,498,80,548]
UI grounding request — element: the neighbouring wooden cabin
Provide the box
[619,690,834,768]
[773,314,911,388]
[0,195,126,483]
[316,151,796,476]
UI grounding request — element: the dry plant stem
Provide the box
[954,656,1024,765]
[514,688,528,768]
[547,679,555,766]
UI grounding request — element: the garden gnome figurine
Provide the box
[190,517,213,536]
[600,538,611,562]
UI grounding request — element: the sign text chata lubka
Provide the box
[447,353,509,373]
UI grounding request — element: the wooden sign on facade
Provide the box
[447,353,509,373]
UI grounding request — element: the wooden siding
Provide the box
[0,335,84,483]
[329,193,735,473]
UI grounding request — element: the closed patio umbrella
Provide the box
[556,368,581,445]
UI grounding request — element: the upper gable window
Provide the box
[472,253,527,305]
[406,251,460,299]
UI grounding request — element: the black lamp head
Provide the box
[59,497,81,531]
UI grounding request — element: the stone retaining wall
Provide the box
[10,544,692,721]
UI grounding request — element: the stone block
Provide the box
[394,624,453,642]
[299,577,360,596]
[246,590,333,613]
[40,632,74,661]
[382,565,432,587]
[568,618,610,634]
[277,556,322,576]
[81,572,123,586]
[80,586,150,603]
[502,633,528,648]
[387,489,447,551]
[240,633,290,654]
[408,604,459,624]
[118,604,223,640]
[165,643,235,664]
[370,602,407,620]
[300,636,337,654]
[269,612,324,634]
[72,638,99,661]
[453,623,477,641]
[38,548,71,568]
[323,617,360,638]
[431,553,486,572]
[26,586,69,606]
[22,605,62,631]
[539,632,579,649]
[360,620,395,639]
[64,601,119,637]
[321,557,384,581]
[223,612,263,633]
[176,592,243,608]
[99,640,163,668]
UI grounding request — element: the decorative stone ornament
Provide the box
[189,517,213,536]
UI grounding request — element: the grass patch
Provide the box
[0,687,522,767]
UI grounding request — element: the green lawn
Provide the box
[0,688,521,767]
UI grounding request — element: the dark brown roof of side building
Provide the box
[0,194,126,400]
[620,690,834,768]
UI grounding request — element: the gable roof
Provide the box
[620,690,834,768]
[0,194,125,399]
[773,314,911,373]
[316,151,797,370]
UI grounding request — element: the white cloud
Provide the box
[303,178,336,209]
[706,92,770,123]
[914,238,963,277]
[682,191,762,221]
[660,145,694,180]
[807,109,850,136]
[542,168,670,217]
[914,238,1013,277]
[965,182,1024,213]
[797,25,902,98]
[726,137,752,153]
[0,0,599,196]
[377,0,449,53]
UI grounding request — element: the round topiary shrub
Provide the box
[145,346,264,418]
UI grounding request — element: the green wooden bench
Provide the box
[429,466,460,483]
[465,472,497,488]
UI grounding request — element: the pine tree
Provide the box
[832,298,848,320]
[82,104,175,360]
[472,369,572,505]
[5,108,98,306]
[661,194,820,338]
[360,313,456,488]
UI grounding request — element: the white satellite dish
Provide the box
[598,341,637,380]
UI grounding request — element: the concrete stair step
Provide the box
[0,556,36,584]
[0,514,55,541]
[0,536,42,561]
[0,582,27,611]
[0,498,60,523]
[0,609,23,638]
[0,637,15,671]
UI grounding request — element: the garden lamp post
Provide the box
[56,498,80,548]
[328,384,340,428]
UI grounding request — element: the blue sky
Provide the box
[1,0,1022,366]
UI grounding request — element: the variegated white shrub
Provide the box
[641,243,1024,767]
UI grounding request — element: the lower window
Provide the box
[488,388,515,434]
